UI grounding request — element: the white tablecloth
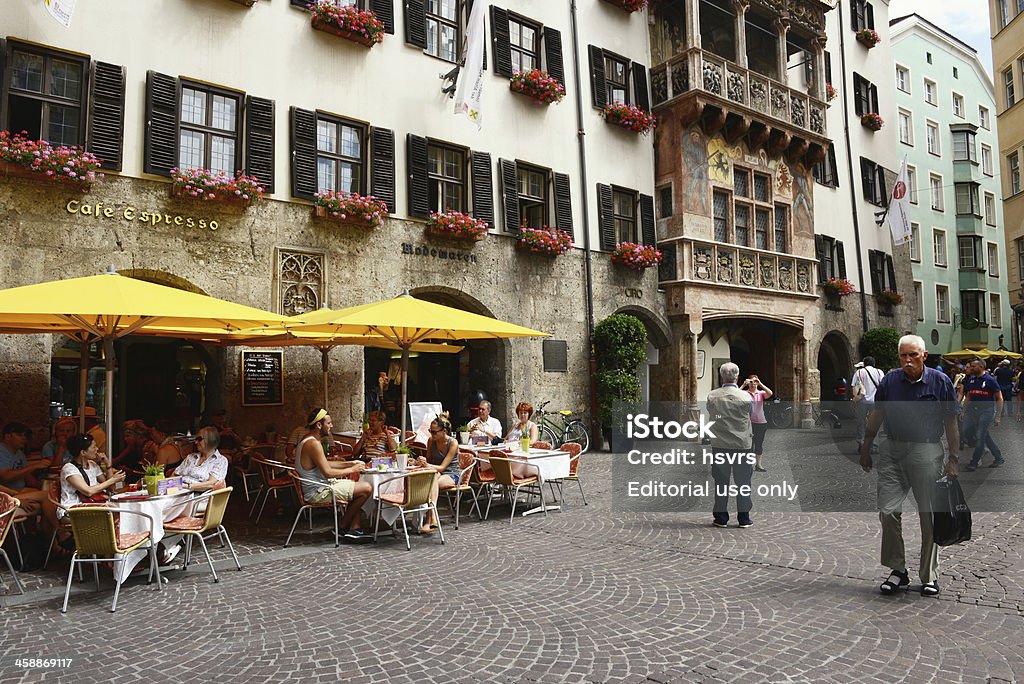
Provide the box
[112,491,194,582]
[467,445,570,483]
[360,470,406,526]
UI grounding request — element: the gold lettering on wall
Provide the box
[66,199,219,231]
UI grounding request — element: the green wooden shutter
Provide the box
[88,61,125,171]
[245,96,275,193]
[290,107,317,200]
[143,71,179,177]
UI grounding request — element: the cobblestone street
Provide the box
[1,427,1022,683]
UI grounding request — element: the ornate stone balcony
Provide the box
[650,48,829,166]
[658,237,819,298]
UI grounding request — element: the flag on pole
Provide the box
[887,157,912,246]
[454,1,487,129]
[44,0,77,28]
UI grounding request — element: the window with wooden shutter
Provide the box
[604,52,629,105]
[815,235,827,281]
[640,193,655,246]
[290,106,317,199]
[470,150,493,228]
[245,96,274,193]
[516,162,550,229]
[425,0,458,61]
[88,61,125,171]
[314,113,366,195]
[370,127,395,213]
[370,0,395,34]
[588,45,607,109]
[553,172,573,238]
[427,140,466,213]
[613,187,638,244]
[404,0,427,49]
[597,183,615,250]
[6,42,88,148]
[498,158,520,231]
[543,27,564,86]
[178,81,242,175]
[632,63,650,112]
[144,71,180,177]
[490,6,513,77]
[868,250,884,293]
[836,241,847,278]
[406,133,430,217]
[885,254,896,292]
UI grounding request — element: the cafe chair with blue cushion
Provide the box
[0,493,25,594]
[484,456,546,523]
[373,469,444,551]
[163,487,241,583]
[284,470,349,548]
[62,505,162,613]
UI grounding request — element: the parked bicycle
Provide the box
[532,400,590,453]
[765,399,841,429]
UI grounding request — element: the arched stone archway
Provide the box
[817,330,854,403]
[118,268,208,295]
[612,305,674,403]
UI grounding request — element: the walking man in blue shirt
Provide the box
[962,359,1004,471]
[859,335,959,597]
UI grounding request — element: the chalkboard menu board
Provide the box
[241,350,284,406]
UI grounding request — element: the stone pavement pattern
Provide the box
[1,427,1022,683]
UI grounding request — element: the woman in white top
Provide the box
[173,426,229,492]
[59,433,125,516]
[503,402,540,443]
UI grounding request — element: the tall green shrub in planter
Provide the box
[860,327,899,371]
[594,314,647,440]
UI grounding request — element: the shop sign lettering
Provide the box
[401,243,478,264]
[66,199,220,231]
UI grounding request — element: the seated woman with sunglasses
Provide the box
[172,426,228,492]
[413,413,459,535]
[352,411,398,462]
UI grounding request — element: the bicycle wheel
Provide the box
[562,420,590,454]
[537,424,559,448]
[769,405,792,429]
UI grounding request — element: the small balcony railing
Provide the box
[659,237,818,297]
[650,48,827,138]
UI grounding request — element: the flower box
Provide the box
[855,29,880,48]
[170,168,264,207]
[425,211,488,241]
[611,242,662,270]
[601,0,646,12]
[312,191,387,229]
[821,277,855,298]
[0,131,102,191]
[509,70,566,106]
[602,103,657,135]
[876,289,902,307]
[517,226,572,257]
[310,2,384,47]
[860,112,884,131]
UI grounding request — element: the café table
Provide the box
[109,488,195,582]
[466,444,570,516]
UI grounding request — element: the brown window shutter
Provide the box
[244,96,275,193]
[632,62,650,112]
[143,71,179,177]
[87,61,125,171]
[404,0,427,49]
[640,193,655,246]
[471,150,494,229]
[885,254,897,292]
[490,6,513,78]
[370,0,394,34]
[370,126,396,213]
[0,40,6,122]
[290,106,317,200]
[498,158,520,231]
[588,45,606,109]
[407,133,430,218]
[597,183,615,250]
[836,241,847,278]
[815,235,825,282]
[290,0,310,6]
[553,171,573,238]
[543,27,564,87]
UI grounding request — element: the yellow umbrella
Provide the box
[286,292,548,435]
[943,348,1023,361]
[0,268,291,456]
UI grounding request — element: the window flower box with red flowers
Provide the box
[310,1,385,47]
[425,211,488,241]
[611,242,662,270]
[860,112,884,131]
[825,82,837,102]
[170,168,264,207]
[855,29,880,48]
[517,225,572,256]
[821,277,855,298]
[0,131,102,191]
[602,103,657,135]
[312,190,387,229]
[875,289,902,307]
[602,0,646,12]
[509,70,566,106]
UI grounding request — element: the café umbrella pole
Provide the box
[78,341,89,432]
[104,336,115,462]
[321,347,330,410]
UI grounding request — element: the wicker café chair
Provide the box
[0,493,25,594]
[163,487,241,583]
[61,505,163,613]
[43,478,77,570]
[284,471,348,548]
[372,469,444,551]
[444,450,480,529]
[484,456,547,523]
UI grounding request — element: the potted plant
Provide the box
[517,225,573,256]
[860,112,884,132]
[425,210,488,241]
[0,130,103,190]
[876,289,903,307]
[312,190,388,228]
[855,29,881,48]
[141,461,165,496]
[611,242,663,270]
[396,443,414,470]
[602,103,657,135]
[456,424,471,445]
[170,167,264,205]
[309,1,385,47]
[602,0,647,12]
[509,69,566,105]
[821,277,856,298]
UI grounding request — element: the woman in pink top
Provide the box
[742,374,773,472]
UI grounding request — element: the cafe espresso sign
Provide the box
[66,199,222,231]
